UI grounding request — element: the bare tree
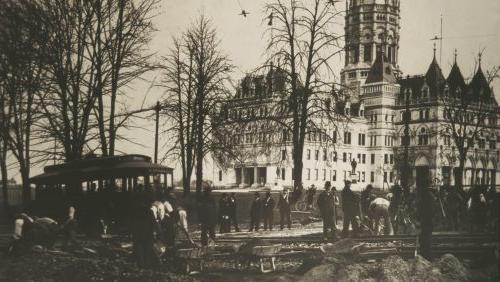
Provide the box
[264,0,345,190]
[0,83,10,208]
[0,0,45,203]
[161,38,197,196]
[90,0,159,157]
[161,15,232,195]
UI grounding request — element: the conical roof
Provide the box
[365,49,397,84]
[425,54,446,97]
[468,64,491,101]
[446,61,466,96]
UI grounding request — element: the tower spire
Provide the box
[478,52,482,68]
[454,49,457,64]
[433,42,437,60]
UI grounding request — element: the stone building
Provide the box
[212,0,499,191]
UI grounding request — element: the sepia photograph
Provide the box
[0,0,499,281]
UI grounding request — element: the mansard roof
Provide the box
[446,61,466,96]
[365,50,397,84]
[398,75,426,97]
[424,55,446,97]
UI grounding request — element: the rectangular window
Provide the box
[384,171,388,182]
[343,152,347,162]
[384,154,388,164]
[219,170,222,181]
[333,152,338,162]
[364,44,372,62]
[362,172,366,182]
[357,154,361,162]
[371,154,375,164]
[390,154,394,164]
[344,170,347,180]
[390,171,394,183]
[332,170,337,181]
[323,169,326,181]
[362,154,366,164]
[315,150,319,161]
[315,169,319,180]
[370,172,375,183]
[358,133,366,146]
[323,149,327,161]
[344,131,352,145]
[307,169,311,180]
[307,149,311,160]
[282,150,286,160]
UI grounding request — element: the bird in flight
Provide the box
[239,10,249,18]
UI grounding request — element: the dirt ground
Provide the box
[0,234,498,282]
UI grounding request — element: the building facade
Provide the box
[213,0,499,192]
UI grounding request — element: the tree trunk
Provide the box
[0,153,8,210]
[21,168,31,206]
[454,159,465,192]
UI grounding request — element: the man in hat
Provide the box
[228,192,240,232]
[263,191,275,231]
[278,189,292,230]
[360,184,374,218]
[219,193,231,233]
[317,181,336,240]
[198,187,217,246]
[341,179,360,237]
[249,192,263,231]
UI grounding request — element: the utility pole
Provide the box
[154,101,160,164]
[402,87,411,197]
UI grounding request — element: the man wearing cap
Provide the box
[198,188,217,246]
[278,189,292,230]
[263,191,275,231]
[317,181,336,240]
[341,180,360,237]
[249,192,263,231]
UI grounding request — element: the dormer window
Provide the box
[422,88,428,99]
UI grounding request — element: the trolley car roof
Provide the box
[30,154,173,185]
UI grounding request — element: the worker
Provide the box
[263,191,275,231]
[249,192,263,232]
[198,187,217,246]
[61,205,80,249]
[306,185,317,210]
[228,193,240,232]
[132,199,158,268]
[368,197,394,235]
[219,193,231,233]
[360,184,374,217]
[341,180,359,237]
[317,181,336,240]
[278,189,292,230]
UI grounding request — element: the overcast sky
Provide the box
[22,0,500,181]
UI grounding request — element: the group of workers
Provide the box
[9,206,79,256]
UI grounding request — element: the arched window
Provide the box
[418,127,429,146]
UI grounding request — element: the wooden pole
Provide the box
[154,101,160,164]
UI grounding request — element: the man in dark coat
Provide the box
[278,189,292,230]
[229,193,240,232]
[218,193,231,233]
[132,200,158,268]
[341,180,359,237]
[317,181,336,239]
[263,192,275,231]
[249,192,263,231]
[360,184,374,217]
[198,188,217,246]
